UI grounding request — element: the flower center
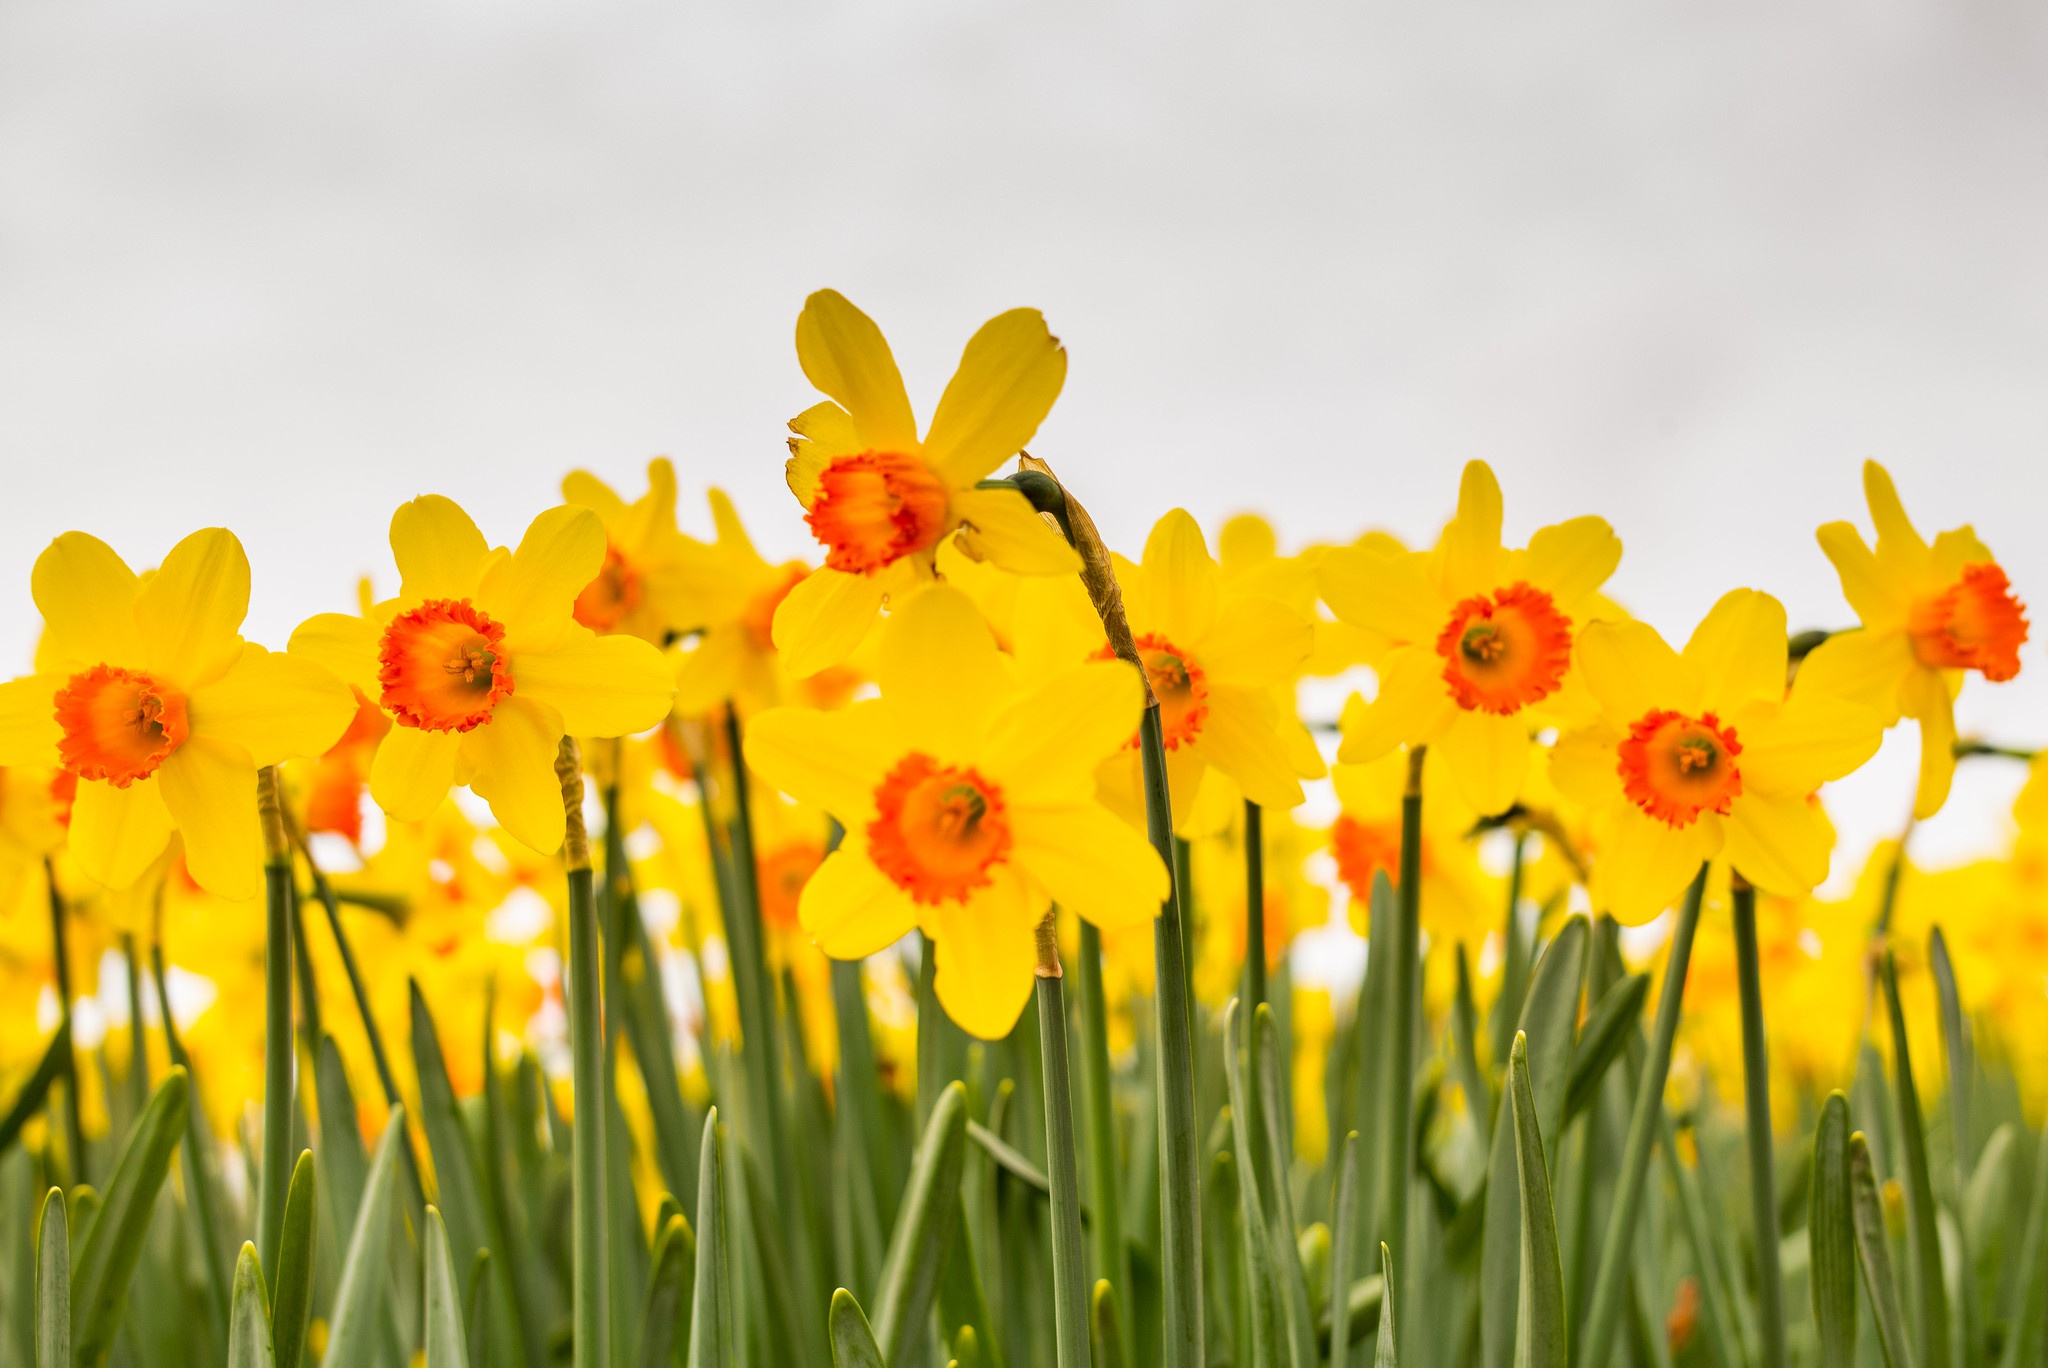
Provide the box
[867,752,1012,904]
[758,839,824,931]
[378,598,514,732]
[1329,812,1402,905]
[1617,708,1744,828]
[805,451,951,575]
[573,544,644,633]
[744,566,809,651]
[1908,562,2028,681]
[1434,582,1573,714]
[1095,633,1210,749]
[54,664,190,787]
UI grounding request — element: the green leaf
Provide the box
[71,1064,189,1368]
[228,1242,274,1368]
[1223,1001,1283,1368]
[1255,1003,1320,1368]
[829,1286,887,1368]
[478,1001,549,1368]
[467,1250,493,1368]
[1810,1092,1858,1368]
[874,1080,970,1366]
[1373,1243,1397,1368]
[0,1024,70,1158]
[687,1108,729,1368]
[640,1212,694,1368]
[1452,945,1491,1150]
[1562,973,1648,1127]
[1480,916,1586,1368]
[325,1105,407,1368]
[1850,1130,1917,1368]
[1327,1132,1362,1368]
[1881,951,1951,1368]
[272,1150,316,1368]
[1092,1280,1129,1368]
[424,1206,470,1368]
[1509,1032,1567,1368]
[35,1187,67,1368]
[1997,1120,2048,1368]
[412,981,490,1303]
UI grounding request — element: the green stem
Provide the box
[152,937,232,1336]
[1881,950,1952,1368]
[1142,704,1204,1368]
[1490,831,1530,1067]
[1075,920,1132,1365]
[289,883,323,1056]
[1038,928,1089,1368]
[42,858,86,1186]
[258,778,295,1290]
[1580,863,1707,1368]
[719,705,792,1185]
[1245,800,1266,1017]
[1732,880,1787,1368]
[122,932,149,1119]
[559,740,610,1368]
[1380,747,1424,1332]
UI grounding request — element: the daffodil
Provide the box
[1551,589,1883,923]
[562,458,694,644]
[0,530,356,900]
[287,497,676,854]
[1802,460,2030,818]
[1328,748,1497,947]
[746,585,1167,1038]
[1318,461,1623,815]
[1188,780,1328,1008]
[773,290,1081,676]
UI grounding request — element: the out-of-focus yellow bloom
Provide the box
[289,497,675,854]
[1219,514,1389,679]
[1291,987,1335,1165]
[1318,461,1622,815]
[1552,590,1883,923]
[773,290,1080,676]
[0,767,68,917]
[746,585,1166,1038]
[0,530,355,899]
[562,458,693,645]
[1803,461,2030,818]
[1190,787,1328,1008]
[1328,748,1497,947]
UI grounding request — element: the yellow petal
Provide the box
[1682,589,1787,716]
[135,528,249,689]
[1723,791,1833,897]
[1520,516,1621,607]
[982,661,1144,805]
[480,505,608,646]
[1010,803,1166,932]
[189,644,358,768]
[744,701,895,824]
[672,625,749,717]
[772,567,886,678]
[0,674,62,766]
[1575,619,1687,725]
[287,612,382,697]
[467,695,568,854]
[1137,510,1220,646]
[390,495,490,602]
[31,532,142,674]
[1317,541,1444,645]
[794,290,918,451]
[878,585,1011,762]
[1197,595,1314,689]
[1196,688,1304,810]
[1595,805,1718,926]
[798,847,917,958]
[1929,526,1997,584]
[920,308,1068,485]
[370,725,463,822]
[513,630,674,738]
[786,403,862,508]
[1739,691,1883,798]
[1438,461,1507,594]
[1438,710,1529,817]
[1901,668,1957,819]
[1794,628,1912,723]
[561,470,628,525]
[929,871,1042,1040]
[71,776,177,891]
[1816,522,1903,628]
[1334,645,1456,764]
[949,488,1081,576]
[158,735,261,901]
[1863,461,1928,560]
[1548,724,1622,808]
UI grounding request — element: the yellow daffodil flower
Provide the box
[1551,589,1883,923]
[1803,460,2030,818]
[0,529,356,900]
[746,585,1166,1038]
[1318,461,1623,815]
[562,458,694,644]
[1329,747,1498,948]
[773,291,1081,677]
[288,497,676,854]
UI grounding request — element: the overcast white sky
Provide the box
[2,0,2045,880]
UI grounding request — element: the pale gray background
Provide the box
[4,0,2045,885]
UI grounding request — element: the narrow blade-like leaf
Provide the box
[71,1065,189,1368]
[34,1187,67,1368]
[1373,1242,1398,1368]
[1562,973,1648,1126]
[325,1106,407,1368]
[424,1205,470,1368]
[412,982,490,1300]
[830,1286,887,1368]
[228,1242,275,1368]
[873,1080,970,1365]
[1093,1279,1130,1368]
[1851,1130,1917,1368]
[0,1025,70,1158]
[639,1212,693,1368]
[1510,1032,1567,1368]
[687,1108,729,1368]
[273,1150,317,1368]
[1810,1093,1857,1368]
[1223,1001,1281,1368]
[1328,1133,1361,1368]
[1881,952,1951,1368]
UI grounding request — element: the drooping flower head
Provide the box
[773,291,1081,676]
[1318,461,1623,815]
[288,496,675,854]
[1803,460,2030,818]
[0,530,356,899]
[746,585,1167,1038]
[561,457,694,644]
[1551,590,1884,923]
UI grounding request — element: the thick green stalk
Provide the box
[559,740,609,1368]
[121,933,149,1120]
[42,858,86,1186]
[1580,863,1707,1368]
[1380,747,1424,1338]
[1075,920,1132,1365]
[1490,831,1530,1068]
[719,706,795,1190]
[1732,880,1788,1368]
[258,768,295,1290]
[1882,950,1951,1368]
[1244,801,1266,1017]
[1038,922,1090,1368]
[1143,704,1205,1368]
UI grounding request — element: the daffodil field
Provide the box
[1,290,2044,1368]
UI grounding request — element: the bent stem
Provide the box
[42,857,87,1186]
[257,766,295,1289]
[1038,913,1090,1368]
[1732,877,1788,1368]
[557,738,609,1368]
